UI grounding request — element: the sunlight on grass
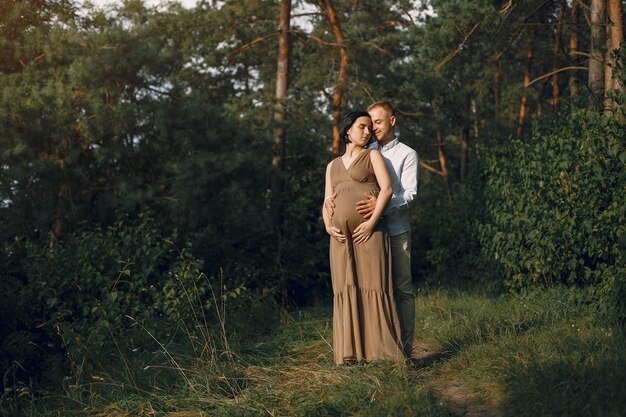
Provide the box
[4,287,624,416]
[415,287,626,416]
[5,305,448,417]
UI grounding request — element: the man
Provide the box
[326,101,419,358]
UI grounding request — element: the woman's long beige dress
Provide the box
[329,149,405,365]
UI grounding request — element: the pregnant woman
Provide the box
[322,111,404,365]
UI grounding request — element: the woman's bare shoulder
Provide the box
[368,148,383,160]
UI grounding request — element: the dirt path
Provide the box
[411,340,503,417]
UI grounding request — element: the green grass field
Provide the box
[4,287,625,417]
[413,288,626,417]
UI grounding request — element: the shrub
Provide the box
[425,168,502,290]
[2,214,271,391]
[479,110,625,323]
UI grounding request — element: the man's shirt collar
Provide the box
[375,137,399,151]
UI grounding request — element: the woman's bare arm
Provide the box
[323,161,345,242]
[352,150,392,243]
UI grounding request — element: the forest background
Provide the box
[0,0,624,415]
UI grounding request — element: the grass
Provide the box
[1,305,449,417]
[3,287,625,416]
[413,287,626,417]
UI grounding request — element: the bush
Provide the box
[425,168,502,290]
[1,215,273,393]
[479,110,625,323]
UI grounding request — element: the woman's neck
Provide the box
[344,143,365,157]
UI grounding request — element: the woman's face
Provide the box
[347,116,373,147]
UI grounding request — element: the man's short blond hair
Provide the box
[367,101,396,117]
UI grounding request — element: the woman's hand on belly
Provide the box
[326,224,346,243]
[352,219,376,244]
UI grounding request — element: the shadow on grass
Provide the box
[502,354,626,417]
[411,350,455,370]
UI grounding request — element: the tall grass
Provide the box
[0,264,259,417]
[1,273,448,417]
[4,279,624,416]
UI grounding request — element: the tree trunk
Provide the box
[588,0,606,110]
[569,0,580,98]
[471,98,480,159]
[604,0,623,115]
[436,131,453,199]
[536,81,545,118]
[494,52,502,119]
[518,46,534,136]
[420,101,453,197]
[460,125,469,181]
[49,183,69,257]
[551,0,566,107]
[272,0,291,256]
[323,0,349,156]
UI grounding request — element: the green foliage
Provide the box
[1,0,625,410]
[0,215,275,396]
[0,0,334,304]
[479,110,625,322]
[424,168,502,290]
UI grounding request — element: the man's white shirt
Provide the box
[369,138,419,236]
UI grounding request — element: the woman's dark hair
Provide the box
[339,111,371,145]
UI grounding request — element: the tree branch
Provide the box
[573,0,590,13]
[522,0,555,25]
[228,32,280,57]
[290,12,323,18]
[363,41,390,55]
[435,22,481,73]
[419,161,444,176]
[569,50,600,60]
[395,109,422,118]
[289,29,340,46]
[398,5,416,25]
[525,66,588,87]
[498,0,513,14]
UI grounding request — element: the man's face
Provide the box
[369,106,396,145]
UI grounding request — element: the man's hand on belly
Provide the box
[356,194,376,219]
[325,193,337,217]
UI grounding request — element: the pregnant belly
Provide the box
[332,188,375,234]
